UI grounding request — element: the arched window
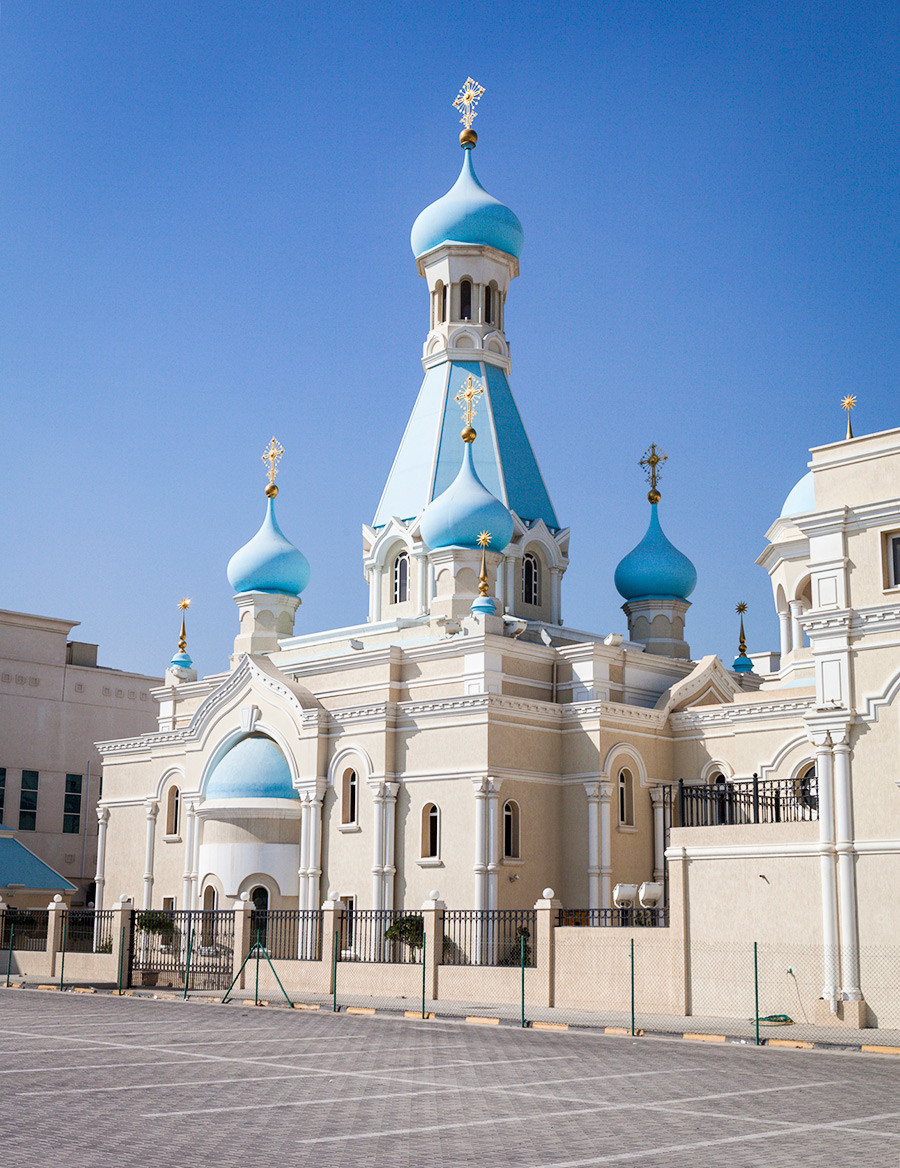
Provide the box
[460,279,472,321]
[392,551,409,603]
[342,768,358,826]
[435,281,446,325]
[522,553,540,606]
[795,763,817,813]
[484,284,493,325]
[203,885,217,912]
[202,886,217,945]
[166,786,180,836]
[618,769,634,826]
[503,800,520,859]
[421,803,440,858]
[441,284,447,324]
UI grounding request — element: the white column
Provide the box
[599,781,613,910]
[298,795,312,910]
[307,788,324,911]
[371,783,386,910]
[416,552,428,614]
[472,778,489,911]
[372,569,382,624]
[815,735,839,1006]
[94,807,110,912]
[189,801,201,909]
[486,778,502,912]
[833,738,862,999]
[789,599,804,651]
[779,610,791,660]
[382,783,399,910]
[650,787,666,883]
[584,782,601,911]
[142,800,159,911]
[504,556,515,614]
[550,567,562,626]
[181,801,195,911]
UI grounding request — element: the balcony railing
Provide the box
[678,774,818,827]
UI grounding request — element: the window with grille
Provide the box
[523,552,540,606]
[63,774,82,834]
[422,803,440,858]
[342,769,358,826]
[393,551,409,603]
[618,769,634,826]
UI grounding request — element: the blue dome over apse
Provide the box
[780,470,815,517]
[614,505,697,601]
[205,735,298,801]
[227,497,310,596]
[410,148,524,260]
[420,441,514,552]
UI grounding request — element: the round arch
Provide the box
[601,742,649,788]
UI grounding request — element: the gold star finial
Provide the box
[177,598,191,654]
[639,444,668,503]
[454,77,485,132]
[736,601,748,657]
[456,375,485,441]
[477,531,492,597]
[262,437,284,497]
[842,395,856,440]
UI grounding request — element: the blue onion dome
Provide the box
[205,735,298,801]
[780,470,814,517]
[227,495,310,595]
[411,144,524,260]
[170,648,193,670]
[420,435,514,552]
[614,504,697,601]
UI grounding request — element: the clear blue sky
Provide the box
[1,2,897,678]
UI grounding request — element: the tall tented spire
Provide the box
[365,81,567,626]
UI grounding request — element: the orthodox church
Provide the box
[96,83,900,1021]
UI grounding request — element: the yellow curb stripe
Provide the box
[404,1010,435,1019]
[71,986,95,994]
[769,1039,814,1049]
[37,985,57,991]
[347,1006,376,1015]
[684,1032,726,1043]
[294,1003,321,1011]
[862,1045,900,1055]
[533,1021,568,1031]
[466,1015,500,1026]
[604,1027,630,1035]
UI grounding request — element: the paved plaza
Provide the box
[0,989,898,1167]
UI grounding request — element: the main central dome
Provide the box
[410,147,524,260]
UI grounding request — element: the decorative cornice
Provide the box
[671,696,814,730]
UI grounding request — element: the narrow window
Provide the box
[522,552,540,606]
[203,886,217,912]
[342,769,358,825]
[19,770,38,831]
[460,279,472,321]
[484,284,493,325]
[441,284,447,324]
[618,769,634,826]
[343,894,356,948]
[202,886,217,945]
[892,535,900,587]
[435,281,445,325]
[0,767,5,824]
[166,786,180,836]
[503,800,520,859]
[162,896,175,912]
[63,774,82,834]
[393,551,409,603]
[796,764,818,812]
[421,803,440,858]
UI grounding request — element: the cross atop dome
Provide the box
[454,77,485,143]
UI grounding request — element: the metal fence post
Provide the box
[182,925,194,1001]
[421,933,427,1019]
[752,772,760,824]
[754,941,760,1046]
[116,926,126,995]
[59,915,68,991]
[520,933,526,1028]
[254,930,261,1006]
[6,921,14,987]
[630,938,635,1037]
[332,928,338,1013]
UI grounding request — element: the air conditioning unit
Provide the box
[613,883,638,908]
[638,881,664,908]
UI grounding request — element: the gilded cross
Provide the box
[456,375,484,427]
[639,444,667,492]
[262,437,284,486]
[453,77,485,130]
[177,598,190,654]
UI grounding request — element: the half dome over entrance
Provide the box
[205,735,298,801]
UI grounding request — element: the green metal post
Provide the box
[182,925,194,1000]
[5,922,14,987]
[754,941,760,1046]
[59,916,68,991]
[255,929,260,1006]
[117,925,125,995]
[630,938,635,1037]
[520,933,526,1028]
[332,929,338,1012]
[421,933,427,1019]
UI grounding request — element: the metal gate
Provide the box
[129,910,235,991]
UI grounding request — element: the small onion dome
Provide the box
[227,496,310,596]
[471,595,496,615]
[205,735,298,801]
[780,470,814,517]
[170,648,193,670]
[411,148,524,260]
[419,441,514,552]
[614,504,697,601]
[733,652,753,673]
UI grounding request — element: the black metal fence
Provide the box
[2,909,49,951]
[678,774,818,827]
[251,910,322,961]
[441,910,537,967]
[338,910,423,964]
[130,910,235,990]
[63,909,114,953]
[557,908,669,928]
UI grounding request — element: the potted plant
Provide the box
[383,914,424,959]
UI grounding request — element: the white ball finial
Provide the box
[240,891,251,902]
[53,894,62,903]
[542,887,555,900]
[429,889,440,901]
[328,889,338,902]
